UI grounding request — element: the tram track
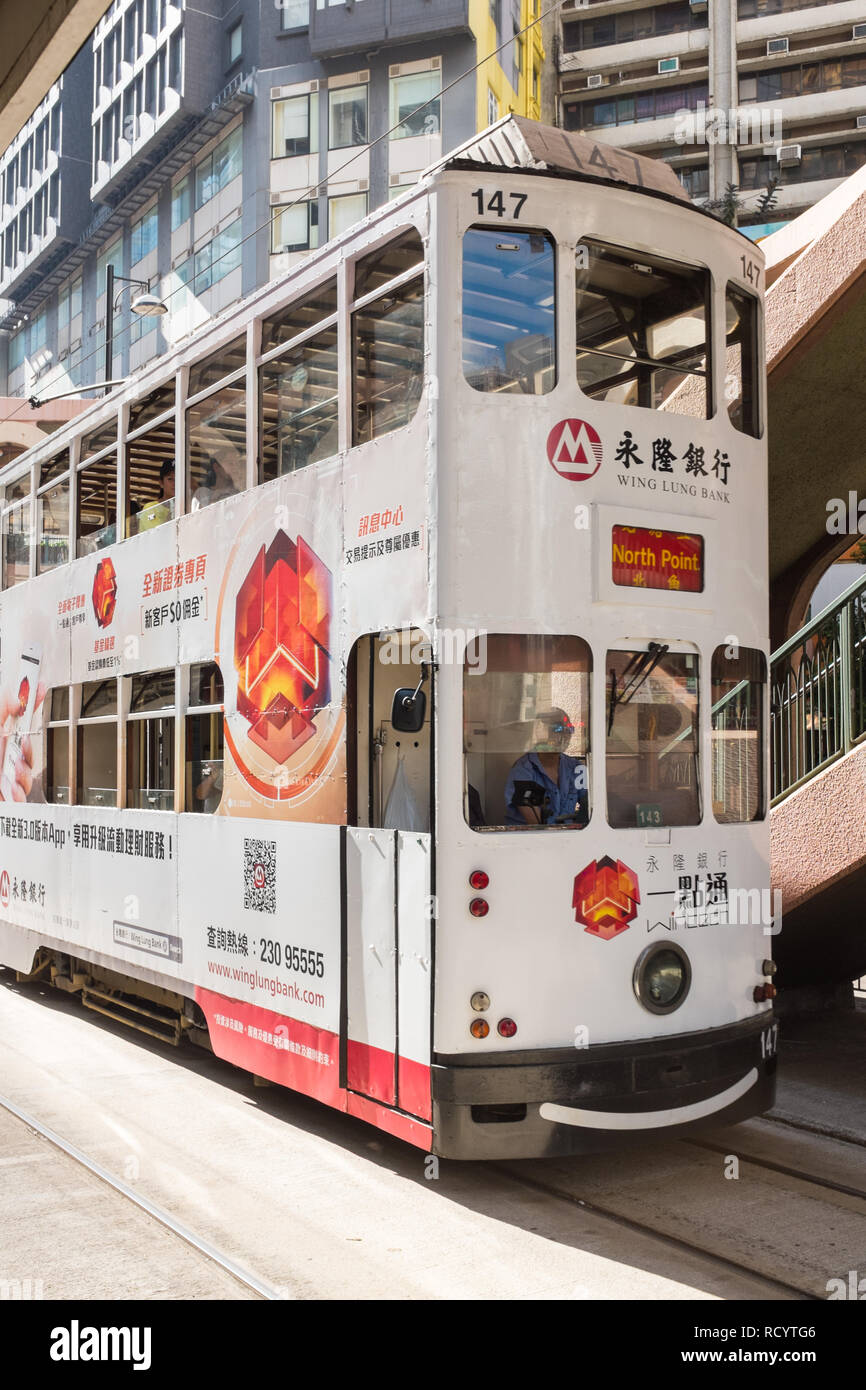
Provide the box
[680,1136,866,1203]
[0,1092,285,1302]
[494,1163,819,1301]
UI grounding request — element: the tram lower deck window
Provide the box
[462,227,556,395]
[606,647,700,828]
[127,669,175,811]
[77,679,117,807]
[711,645,765,822]
[46,687,70,805]
[463,634,591,831]
[576,242,710,418]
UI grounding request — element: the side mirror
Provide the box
[391,687,427,733]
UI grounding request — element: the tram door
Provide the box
[345,635,432,1110]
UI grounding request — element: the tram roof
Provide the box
[427,114,696,213]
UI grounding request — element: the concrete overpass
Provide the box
[0,0,110,152]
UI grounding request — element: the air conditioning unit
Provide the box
[767,37,789,56]
[587,73,605,89]
[857,114,866,129]
[776,143,801,166]
[854,23,866,39]
[658,57,680,75]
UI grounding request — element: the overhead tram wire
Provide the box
[1,0,570,434]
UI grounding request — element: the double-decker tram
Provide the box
[0,118,776,1158]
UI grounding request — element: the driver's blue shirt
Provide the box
[505,752,587,826]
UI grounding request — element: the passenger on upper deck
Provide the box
[504,708,588,828]
[137,461,175,532]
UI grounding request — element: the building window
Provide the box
[329,192,367,238]
[128,670,175,810]
[576,241,710,418]
[96,240,122,298]
[280,0,310,29]
[329,84,368,149]
[195,127,242,210]
[607,648,700,828]
[58,278,83,330]
[564,82,709,131]
[171,175,191,230]
[712,647,765,823]
[77,679,118,808]
[192,217,242,293]
[131,206,159,264]
[464,635,591,831]
[487,88,498,126]
[186,663,224,813]
[227,21,242,67]
[462,226,556,395]
[272,92,319,158]
[389,70,441,139]
[271,200,319,254]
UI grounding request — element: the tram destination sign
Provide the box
[611,524,704,593]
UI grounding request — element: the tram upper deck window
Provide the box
[462,227,556,395]
[352,231,425,446]
[127,399,176,538]
[77,450,117,556]
[187,362,246,513]
[186,662,224,813]
[260,282,339,482]
[46,687,70,804]
[606,647,700,828]
[576,242,710,418]
[188,337,246,399]
[81,421,116,459]
[725,284,760,438]
[711,645,765,823]
[128,669,175,811]
[37,451,69,573]
[77,679,117,807]
[463,634,591,831]
[2,492,32,588]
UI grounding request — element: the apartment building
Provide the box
[0,0,549,410]
[555,0,866,229]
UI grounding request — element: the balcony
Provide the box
[308,0,469,59]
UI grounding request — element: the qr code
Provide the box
[243,838,276,913]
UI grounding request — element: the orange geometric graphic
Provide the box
[234,531,332,765]
[573,856,640,941]
[92,556,118,628]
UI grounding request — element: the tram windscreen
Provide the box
[725,284,761,438]
[462,228,556,395]
[606,648,700,827]
[576,242,710,418]
[463,634,591,831]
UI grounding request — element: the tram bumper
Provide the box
[431,1015,776,1159]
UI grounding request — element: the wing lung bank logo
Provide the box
[573,857,640,941]
[92,556,118,628]
[234,530,331,763]
[547,418,602,482]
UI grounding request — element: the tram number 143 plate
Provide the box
[760,1022,779,1059]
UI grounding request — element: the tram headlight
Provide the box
[633,943,691,1015]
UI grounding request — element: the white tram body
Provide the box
[0,118,775,1158]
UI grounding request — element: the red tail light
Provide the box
[469,897,489,918]
[469,870,489,890]
[497,1018,517,1038]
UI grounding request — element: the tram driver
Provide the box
[504,708,588,828]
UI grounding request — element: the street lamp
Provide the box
[104,265,168,392]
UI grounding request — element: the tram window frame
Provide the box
[351,228,426,447]
[258,279,340,483]
[725,283,761,439]
[126,401,177,538]
[77,678,118,808]
[46,686,71,805]
[711,645,766,823]
[463,634,592,833]
[606,646,701,829]
[575,241,712,419]
[77,447,118,557]
[185,661,224,814]
[2,493,33,588]
[127,668,175,811]
[461,225,557,396]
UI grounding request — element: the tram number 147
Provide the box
[471,188,528,219]
[760,1022,780,1060]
